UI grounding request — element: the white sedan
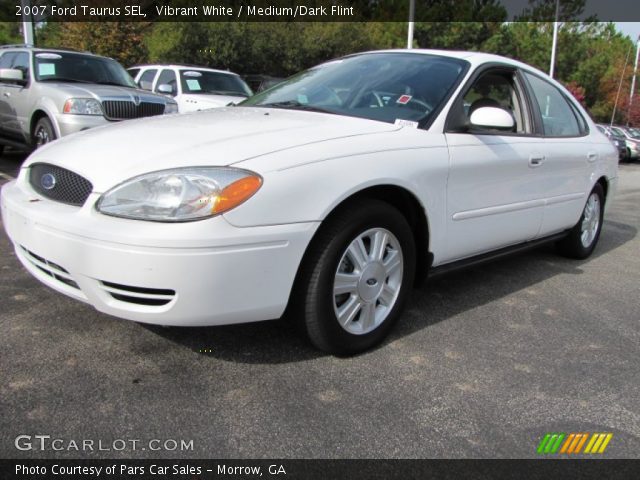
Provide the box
[1,50,618,355]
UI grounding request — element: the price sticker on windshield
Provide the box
[396,95,412,105]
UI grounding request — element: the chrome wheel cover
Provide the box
[333,228,403,335]
[580,193,601,248]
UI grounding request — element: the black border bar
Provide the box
[3,0,640,22]
[2,459,640,480]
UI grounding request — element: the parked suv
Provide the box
[0,45,178,155]
[128,64,252,113]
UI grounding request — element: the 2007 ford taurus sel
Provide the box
[1,50,618,354]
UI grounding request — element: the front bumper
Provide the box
[1,179,318,326]
[53,112,112,138]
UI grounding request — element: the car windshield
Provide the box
[610,126,626,137]
[180,70,252,97]
[34,51,136,87]
[240,53,468,126]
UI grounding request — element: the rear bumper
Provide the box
[1,179,318,326]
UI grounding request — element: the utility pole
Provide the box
[407,0,415,49]
[549,0,560,78]
[628,35,640,126]
[21,0,35,45]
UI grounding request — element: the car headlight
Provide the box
[164,102,178,114]
[96,167,262,222]
[63,98,103,115]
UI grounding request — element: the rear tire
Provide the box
[32,117,56,148]
[556,184,604,259]
[295,200,416,355]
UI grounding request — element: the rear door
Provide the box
[522,71,592,237]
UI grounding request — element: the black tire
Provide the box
[556,183,605,259]
[32,117,56,148]
[0,145,4,157]
[294,199,416,355]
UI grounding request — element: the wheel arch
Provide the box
[29,109,56,146]
[291,183,432,303]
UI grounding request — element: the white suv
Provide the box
[128,64,253,113]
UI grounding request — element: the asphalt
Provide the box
[1,148,639,459]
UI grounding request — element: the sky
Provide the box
[616,23,640,42]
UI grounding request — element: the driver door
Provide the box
[442,67,546,263]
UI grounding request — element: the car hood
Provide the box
[43,83,167,103]
[180,93,247,108]
[24,107,401,192]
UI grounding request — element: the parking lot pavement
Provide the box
[1,151,639,459]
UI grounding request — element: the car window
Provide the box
[11,52,30,80]
[524,72,582,137]
[241,53,468,126]
[0,52,17,69]
[154,69,177,96]
[127,68,140,80]
[138,69,157,91]
[460,70,528,134]
[179,70,252,97]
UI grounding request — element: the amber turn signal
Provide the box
[212,175,262,214]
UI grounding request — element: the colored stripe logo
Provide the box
[537,433,613,454]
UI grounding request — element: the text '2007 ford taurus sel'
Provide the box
[1,50,618,355]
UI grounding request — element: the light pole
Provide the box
[628,35,640,125]
[21,0,34,45]
[407,0,415,49]
[549,0,560,78]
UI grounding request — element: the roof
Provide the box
[129,64,239,76]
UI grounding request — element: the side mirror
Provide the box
[157,83,174,95]
[470,106,515,131]
[0,68,26,85]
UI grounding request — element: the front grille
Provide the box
[102,100,165,120]
[20,246,79,289]
[100,281,176,307]
[29,163,93,206]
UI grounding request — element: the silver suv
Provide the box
[0,45,178,155]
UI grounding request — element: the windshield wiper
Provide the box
[259,100,337,115]
[199,90,249,97]
[96,81,133,88]
[39,77,93,83]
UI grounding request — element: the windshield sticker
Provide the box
[394,119,419,128]
[184,71,203,78]
[38,63,56,76]
[297,94,308,104]
[396,94,412,105]
[186,79,201,91]
[35,53,62,60]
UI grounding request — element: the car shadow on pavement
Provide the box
[144,219,636,364]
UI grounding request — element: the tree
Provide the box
[50,22,151,67]
[0,22,21,45]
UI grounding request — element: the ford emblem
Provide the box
[41,173,56,190]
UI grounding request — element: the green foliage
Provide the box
[0,22,21,45]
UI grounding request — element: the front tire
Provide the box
[556,184,604,259]
[32,117,56,148]
[296,200,416,355]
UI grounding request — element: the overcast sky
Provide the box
[616,22,640,41]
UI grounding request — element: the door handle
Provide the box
[529,154,545,167]
[2,92,10,97]
[587,151,598,162]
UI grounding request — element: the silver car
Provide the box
[0,45,177,155]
